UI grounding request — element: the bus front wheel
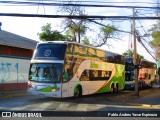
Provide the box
[74,86,82,98]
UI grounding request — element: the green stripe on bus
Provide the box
[95,64,125,93]
[38,84,58,92]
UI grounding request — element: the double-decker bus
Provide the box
[125,57,156,90]
[139,59,157,88]
[28,41,125,98]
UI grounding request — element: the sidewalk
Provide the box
[131,90,160,108]
[0,90,28,98]
[153,82,160,88]
[106,84,160,104]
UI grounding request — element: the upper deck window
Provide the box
[33,44,67,60]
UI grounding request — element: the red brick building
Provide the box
[0,30,38,91]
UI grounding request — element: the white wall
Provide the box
[0,56,30,84]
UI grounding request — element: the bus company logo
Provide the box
[2,112,11,117]
[90,61,99,69]
[44,49,51,57]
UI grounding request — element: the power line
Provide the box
[137,20,152,41]
[137,20,157,54]
[8,0,160,5]
[88,19,131,34]
[0,1,159,9]
[139,38,157,61]
[136,29,157,61]
[0,13,160,19]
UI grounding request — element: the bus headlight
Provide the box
[51,88,56,92]
[51,88,60,92]
[29,87,33,90]
[28,82,33,89]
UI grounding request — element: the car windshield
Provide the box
[29,63,63,83]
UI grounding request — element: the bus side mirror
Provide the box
[139,65,142,69]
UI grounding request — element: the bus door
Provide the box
[61,67,70,97]
[61,57,74,97]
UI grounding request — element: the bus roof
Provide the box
[141,59,156,65]
[37,41,124,57]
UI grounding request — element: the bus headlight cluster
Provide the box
[28,82,33,90]
[51,88,60,92]
[29,87,33,90]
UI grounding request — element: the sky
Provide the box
[0,0,158,62]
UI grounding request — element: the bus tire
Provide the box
[110,84,115,93]
[74,86,82,98]
[150,82,153,88]
[141,81,144,89]
[115,84,119,93]
[138,82,142,90]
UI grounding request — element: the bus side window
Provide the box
[63,70,69,81]
[88,70,112,81]
[80,70,89,81]
[145,73,148,79]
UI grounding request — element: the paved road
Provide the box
[0,88,160,120]
[0,88,159,109]
[0,88,159,119]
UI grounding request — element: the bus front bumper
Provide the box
[27,89,61,98]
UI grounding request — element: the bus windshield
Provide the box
[29,63,63,83]
[125,57,134,81]
[141,60,156,68]
[33,44,67,60]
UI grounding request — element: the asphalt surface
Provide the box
[0,84,159,119]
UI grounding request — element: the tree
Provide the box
[147,0,160,59]
[57,1,122,47]
[149,21,160,60]
[64,20,87,42]
[123,50,144,62]
[58,1,87,43]
[122,49,134,57]
[149,21,160,47]
[81,37,90,45]
[38,23,66,41]
[94,24,117,47]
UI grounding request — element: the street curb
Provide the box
[107,88,160,105]
[153,84,160,88]
[126,103,160,109]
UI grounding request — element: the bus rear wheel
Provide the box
[115,84,119,93]
[138,82,142,90]
[110,84,115,93]
[150,82,153,88]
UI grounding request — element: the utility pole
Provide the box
[156,0,160,17]
[133,8,139,97]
